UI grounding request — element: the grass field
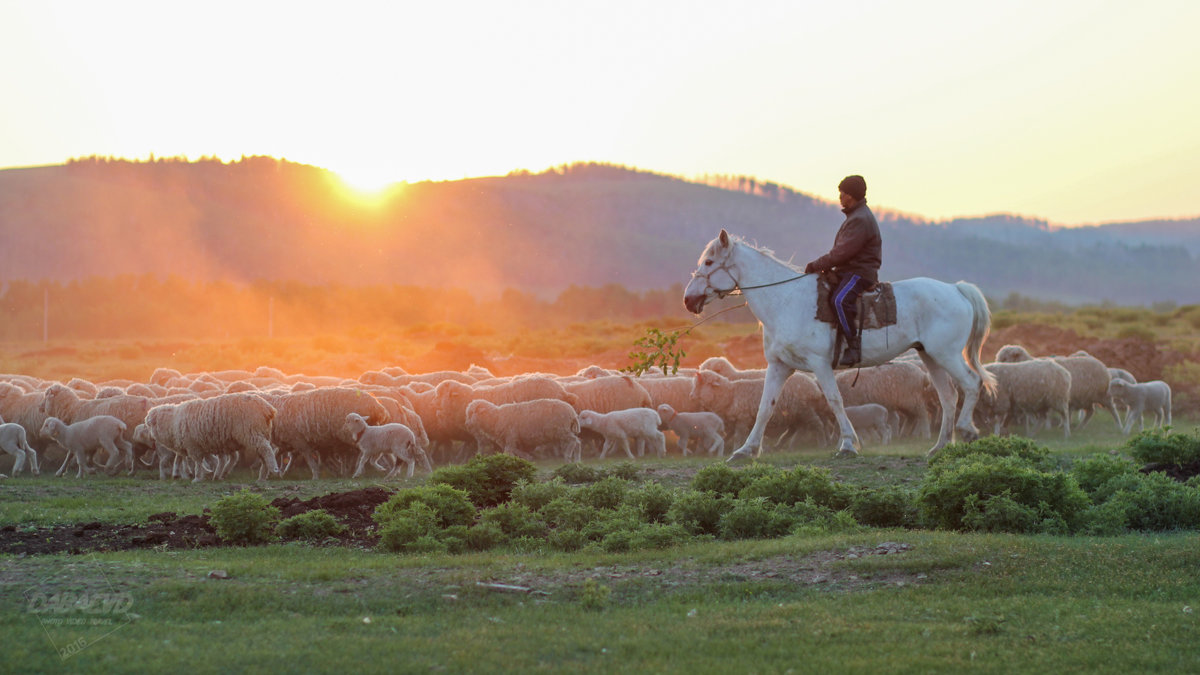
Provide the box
[3,422,1200,673]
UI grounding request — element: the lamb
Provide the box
[577,408,666,459]
[39,383,151,474]
[145,393,280,482]
[1107,379,1172,435]
[40,415,131,479]
[342,412,432,478]
[265,387,390,479]
[635,376,701,414]
[995,345,1121,430]
[464,399,581,462]
[656,404,724,456]
[0,383,53,466]
[699,356,766,381]
[843,404,893,445]
[976,360,1073,438]
[0,421,39,476]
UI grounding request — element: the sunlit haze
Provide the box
[2,0,1197,225]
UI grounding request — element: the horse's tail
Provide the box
[955,281,997,395]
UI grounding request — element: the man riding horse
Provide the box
[804,175,881,367]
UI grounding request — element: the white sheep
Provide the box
[563,375,653,413]
[0,383,53,469]
[38,383,150,474]
[578,408,666,459]
[343,412,432,479]
[0,421,40,476]
[690,370,830,449]
[977,360,1073,438]
[656,404,724,456]
[995,345,1121,430]
[699,356,766,380]
[40,415,130,479]
[836,361,935,440]
[464,399,581,462]
[434,377,578,454]
[264,387,390,479]
[1107,379,1172,435]
[146,393,279,482]
[689,370,763,444]
[843,404,893,445]
[636,376,702,414]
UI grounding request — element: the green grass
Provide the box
[3,533,1199,673]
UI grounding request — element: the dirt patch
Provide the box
[0,487,395,557]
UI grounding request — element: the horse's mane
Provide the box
[730,235,804,273]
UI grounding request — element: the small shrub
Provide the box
[465,522,507,551]
[1078,499,1132,536]
[1125,429,1200,467]
[928,436,1053,473]
[378,502,441,553]
[961,493,1039,534]
[428,453,537,508]
[547,528,588,552]
[478,502,549,539]
[581,506,645,543]
[691,463,752,497]
[553,462,605,484]
[628,522,690,550]
[1071,454,1139,497]
[209,490,281,545]
[849,486,920,528]
[573,476,632,511]
[718,498,778,540]
[540,496,600,531]
[667,490,732,536]
[739,465,851,509]
[628,481,676,523]
[917,454,1090,532]
[1100,471,1200,531]
[578,579,611,611]
[373,484,477,530]
[275,509,346,540]
[607,462,641,481]
[510,477,570,512]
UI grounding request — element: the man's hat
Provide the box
[838,175,867,201]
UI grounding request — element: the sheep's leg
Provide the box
[619,437,635,460]
[352,451,372,479]
[55,451,73,477]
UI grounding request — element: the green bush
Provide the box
[960,493,1040,534]
[377,502,442,553]
[465,522,506,551]
[510,477,570,512]
[607,462,642,481]
[572,476,632,511]
[718,498,789,540]
[540,496,600,531]
[552,462,605,484]
[373,484,477,530]
[627,481,676,523]
[1125,429,1200,467]
[917,454,1090,532]
[739,465,851,509]
[275,509,346,540]
[690,463,750,497]
[928,436,1054,472]
[667,490,732,536]
[1071,454,1139,497]
[428,453,537,508]
[627,522,690,550]
[849,486,920,528]
[1099,471,1200,531]
[209,490,281,545]
[478,502,549,539]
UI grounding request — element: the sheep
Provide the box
[843,404,893,445]
[836,361,935,440]
[265,387,390,479]
[995,345,1121,430]
[146,393,279,482]
[0,421,40,476]
[433,377,578,452]
[563,375,653,413]
[976,360,1073,438]
[636,376,702,414]
[0,383,54,466]
[342,412,432,479]
[40,415,131,479]
[690,370,832,449]
[699,356,766,381]
[577,408,666,459]
[656,404,724,456]
[38,383,150,474]
[464,399,581,462]
[1107,379,1172,435]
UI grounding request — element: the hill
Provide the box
[1,157,1196,305]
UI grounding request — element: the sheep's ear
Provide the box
[719,229,730,246]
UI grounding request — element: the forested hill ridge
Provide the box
[1,157,1196,305]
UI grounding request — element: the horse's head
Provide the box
[683,229,738,314]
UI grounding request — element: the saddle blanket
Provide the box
[814,275,898,330]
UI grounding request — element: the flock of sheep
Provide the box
[0,344,1173,481]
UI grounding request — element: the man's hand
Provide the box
[804,262,818,274]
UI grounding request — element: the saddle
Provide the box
[814,273,897,330]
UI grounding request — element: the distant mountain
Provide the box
[1,158,1196,305]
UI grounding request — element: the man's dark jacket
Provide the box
[805,201,882,285]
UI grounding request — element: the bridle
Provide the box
[691,256,809,300]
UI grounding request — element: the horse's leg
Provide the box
[810,365,860,457]
[727,361,794,461]
[919,357,959,454]
[921,351,984,454]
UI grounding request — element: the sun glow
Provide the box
[333,167,404,207]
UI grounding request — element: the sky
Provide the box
[1,0,1198,226]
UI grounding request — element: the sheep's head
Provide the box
[995,345,1032,363]
[38,383,74,415]
[1107,379,1131,398]
[343,413,368,443]
[39,417,63,440]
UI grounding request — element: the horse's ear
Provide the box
[719,229,730,246]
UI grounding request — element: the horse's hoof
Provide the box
[725,450,753,464]
[833,447,859,459]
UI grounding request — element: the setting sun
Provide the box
[332,167,403,207]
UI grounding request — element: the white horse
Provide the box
[683,230,995,459]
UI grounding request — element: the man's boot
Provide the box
[839,334,861,367]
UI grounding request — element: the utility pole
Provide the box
[268,296,274,338]
[43,287,48,343]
